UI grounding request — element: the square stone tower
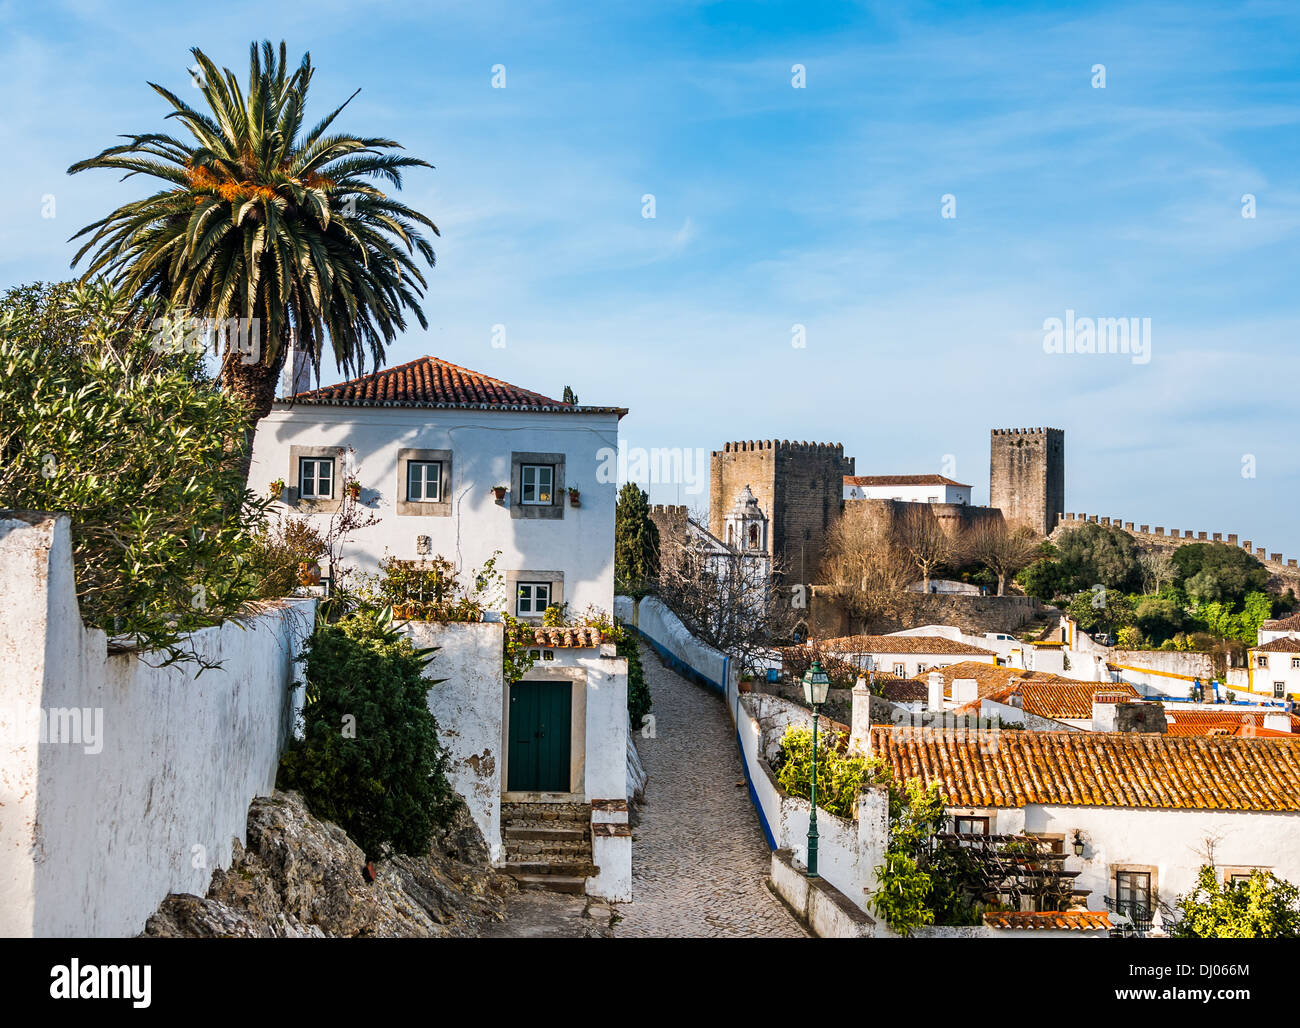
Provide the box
[709,440,854,584]
[989,427,1065,536]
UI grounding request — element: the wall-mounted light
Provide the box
[1073,831,1085,858]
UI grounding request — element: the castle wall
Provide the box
[989,427,1064,536]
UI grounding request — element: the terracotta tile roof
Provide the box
[1253,636,1300,653]
[1163,709,1300,737]
[1020,681,1140,720]
[880,679,929,702]
[1263,614,1300,633]
[907,662,1037,698]
[844,474,972,489]
[526,626,605,648]
[983,911,1111,931]
[285,355,627,415]
[868,725,1300,810]
[820,635,997,657]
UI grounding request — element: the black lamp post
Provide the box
[801,660,831,878]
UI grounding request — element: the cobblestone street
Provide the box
[612,643,809,938]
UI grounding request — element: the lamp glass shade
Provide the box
[802,661,831,706]
[1073,834,1085,857]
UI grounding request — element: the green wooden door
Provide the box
[508,681,572,792]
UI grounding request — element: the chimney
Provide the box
[849,676,872,755]
[280,330,312,397]
[1265,712,1293,734]
[927,671,945,711]
[1098,698,1166,734]
[952,678,979,705]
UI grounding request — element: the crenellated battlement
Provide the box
[1054,512,1299,571]
[649,504,688,516]
[713,439,845,456]
[990,427,1063,436]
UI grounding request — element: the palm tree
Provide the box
[67,40,438,468]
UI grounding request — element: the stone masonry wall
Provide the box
[710,440,853,585]
[989,427,1064,537]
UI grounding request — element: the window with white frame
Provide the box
[520,464,554,505]
[1292,657,1300,669]
[1275,682,1286,698]
[299,457,334,499]
[893,663,906,677]
[407,460,442,502]
[516,582,551,617]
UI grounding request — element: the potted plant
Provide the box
[738,672,754,694]
[268,477,285,499]
[345,478,362,501]
[297,560,321,587]
[491,484,508,502]
[568,486,581,508]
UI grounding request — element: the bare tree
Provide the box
[892,504,956,593]
[818,511,915,624]
[1137,548,1176,595]
[965,519,1041,595]
[655,545,798,675]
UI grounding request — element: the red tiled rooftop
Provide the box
[820,635,997,657]
[285,355,627,415]
[984,910,1111,931]
[844,474,972,489]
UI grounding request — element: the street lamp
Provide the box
[801,660,831,878]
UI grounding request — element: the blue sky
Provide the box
[2,1,1297,550]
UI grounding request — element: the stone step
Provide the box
[501,802,591,824]
[504,824,588,843]
[504,860,599,878]
[508,872,588,895]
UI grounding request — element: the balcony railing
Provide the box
[1104,895,1155,935]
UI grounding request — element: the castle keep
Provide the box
[709,440,853,584]
[989,427,1065,537]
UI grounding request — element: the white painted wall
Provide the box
[1247,645,1300,700]
[0,513,314,938]
[406,621,506,862]
[630,595,730,690]
[827,647,997,680]
[249,404,620,617]
[843,482,971,504]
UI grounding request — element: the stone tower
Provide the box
[989,427,1065,536]
[723,485,769,554]
[709,440,854,584]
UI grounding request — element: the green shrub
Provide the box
[621,631,652,732]
[245,513,327,598]
[774,725,889,819]
[0,281,264,667]
[1172,865,1300,938]
[278,607,456,859]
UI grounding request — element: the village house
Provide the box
[249,354,626,619]
[819,635,999,680]
[249,355,633,900]
[859,722,1300,934]
[1246,636,1300,701]
[842,473,973,505]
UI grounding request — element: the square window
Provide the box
[1292,657,1300,669]
[953,815,989,836]
[516,581,551,617]
[407,461,442,502]
[1258,655,1269,668]
[299,457,334,499]
[521,464,554,505]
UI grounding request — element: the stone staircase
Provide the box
[501,801,597,895]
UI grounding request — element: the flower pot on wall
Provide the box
[346,482,362,500]
[491,486,508,503]
[568,490,581,508]
[298,561,321,587]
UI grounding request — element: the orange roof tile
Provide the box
[1253,636,1300,653]
[868,726,1300,811]
[1020,681,1140,720]
[983,910,1111,931]
[1163,709,1300,737]
[1262,614,1300,633]
[286,355,627,415]
[527,626,605,648]
[820,636,997,657]
[844,474,972,489]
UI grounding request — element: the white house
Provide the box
[818,634,999,680]
[1258,613,1300,646]
[1247,636,1300,701]
[860,720,1300,933]
[249,355,633,900]
[842,474,972,504]
[249,354,626,620]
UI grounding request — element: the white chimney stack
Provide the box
[280,330,312,398]
[927,671,944,711]
[1265,711,1293,734]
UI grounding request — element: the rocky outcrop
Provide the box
[141,790,515,938]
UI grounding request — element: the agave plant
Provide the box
[67,40,438,447]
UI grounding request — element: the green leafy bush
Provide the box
[0,281,264,667]
[774,725,889,819]
[278,607,456,859]
[621,631,653,733]
[1172,865,1300,938]
[245,513,327,598]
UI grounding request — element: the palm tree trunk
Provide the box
[220,342,290,489]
